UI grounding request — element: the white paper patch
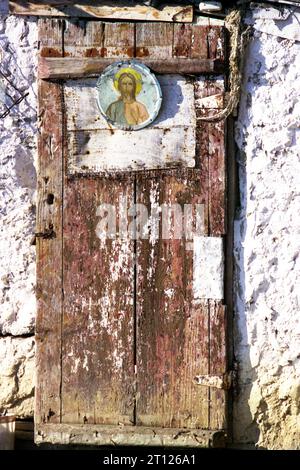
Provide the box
[193,236,224,300]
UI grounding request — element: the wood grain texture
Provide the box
[195,77,226,236]
[38,24,225,79]
[35,19,64,426]
[61,18,135,425]
[9,1,194,22]
[38,57,223,79]
[64,19,104,58]
[209,301,227,429]
[173,24,192,58]
[103,22,135,58]
[208,119,226,236]
[35,424,226,448]
[136,22,173,59]
[135,174,210,428]
[62,178,135,424]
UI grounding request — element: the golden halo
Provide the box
[113,67,143,95]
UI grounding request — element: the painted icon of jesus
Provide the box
[106,68,149,126]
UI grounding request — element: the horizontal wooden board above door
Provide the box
[39,57,224,79]
[9,1,194,22]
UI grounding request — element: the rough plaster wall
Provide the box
[0,1,37,417]
[234,7,300,449]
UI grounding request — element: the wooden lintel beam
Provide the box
[9,1,194,23]
[39,57,224,79]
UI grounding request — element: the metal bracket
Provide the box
[194,370,237,390]
[31,224,56,245]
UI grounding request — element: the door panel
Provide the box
[62,178,135,425]
[135,173,209,428]
[35,17,228,443]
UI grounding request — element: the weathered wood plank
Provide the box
[35,19,64,426]
[35,424,226,448]
[207,26,226,61]
[191,24,209,60]
[136,22,174,59]
[39,17,64,57]
[64,19,105,58]
[103,23,135,58]
[61,18,136,426]
[190,25,225,61]
[38,56,223,79]
[173,23,192,58]
[195,77,226,236]
[209,301,227,429]
[208,119,226,236]
[62,178,136,425]
[9,1,194,22]
[67,127,196,173]
[136,174,210,428]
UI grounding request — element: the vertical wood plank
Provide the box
[136,23,173,59]
[173,24,192,58]
[103,22,135,58]
[64,19,105,57]
[35,18,64,425]
[191,25,209,59]
[61,20,135,425]
[62,178,135,425]
[207,26,225,61]
[209,301,227,429]
[136,173,210,428]
[39,17,63,57]
[195,77,226,236]
[190,25,225,61]
[208,119,226,236]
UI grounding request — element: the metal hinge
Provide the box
[31,224,56,245]
[194,370,237,390]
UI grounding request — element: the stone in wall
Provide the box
[234,6,300,450]
[0,337,35,418]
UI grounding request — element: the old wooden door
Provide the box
[35,17,229,447]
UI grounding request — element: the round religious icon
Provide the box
[96,60,162,131]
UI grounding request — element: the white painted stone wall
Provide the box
[0,1,299,448]
[0,2,37,418]
[234,6,300,449]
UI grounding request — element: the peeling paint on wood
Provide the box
[195,77,226,235]
[38,23,225,79]
[35,19,64,426]
[62,179,136,425]
[61,19,136,426]
[209,301,227,429]
[38,57,223,79]
[194,372,233,390]
[136,175,210,428]
[9,1,194,23]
